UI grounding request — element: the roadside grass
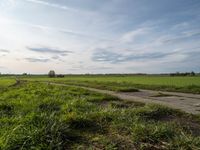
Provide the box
[0,82,200,149]
[21,75,200,93]
[50,80,200,94]
[53,80,141,92]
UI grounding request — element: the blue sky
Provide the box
[0,0,199,74]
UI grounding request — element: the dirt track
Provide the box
[49,82,200,114]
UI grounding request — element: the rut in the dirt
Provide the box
[47,82,200,114]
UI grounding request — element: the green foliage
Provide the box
[23,75,200,93]
[0,82,200,149]
[0,78,16,87]
[0,103,14,117]
[131,122,176,145]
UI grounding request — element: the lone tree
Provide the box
[191,71,195,76]
[48,70,55,78]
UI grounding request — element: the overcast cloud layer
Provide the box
[0,0,199,74]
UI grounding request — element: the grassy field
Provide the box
[0,80,200,149]
[22,75,200,93]
[0,77,16,87]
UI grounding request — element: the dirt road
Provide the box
[49,82,200,114]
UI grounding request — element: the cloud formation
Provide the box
[92,49,179,63]
[69,65,112,71]
[120,28,150,43]
[24,0,76,12]
[162,31,200,44]
[0,49,10,53]
[25,58,50,63]
[0,0,199,73]
[25,22,103,40]
[27,47,73,56]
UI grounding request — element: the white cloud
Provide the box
[0,0,16,9]
[0,0,199,74]
[24,0,77,12]
[120,28,150,43]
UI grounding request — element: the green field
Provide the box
[0,78,16,87]
[22,75,200,93]
[0,79,200,149]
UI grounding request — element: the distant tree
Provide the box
[48,70,55,78]
[22,73,27,76]
[191,71,195,76]
[57,74,64,78]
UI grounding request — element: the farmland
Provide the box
[1,0,200,149]
[0,78,16,87]
[0,77,200,149]
[23,75,200,93]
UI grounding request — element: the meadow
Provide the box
[0,78,16,87]
[23,75,200,93]
[0,78,200,149]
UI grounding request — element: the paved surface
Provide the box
[49,82,200,114]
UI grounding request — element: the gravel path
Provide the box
[49,82,200,114]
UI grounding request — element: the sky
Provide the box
[0,0,200,74]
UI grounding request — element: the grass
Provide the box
[0,77,16,87]
[0,81,200,149]
[21,75,200,93]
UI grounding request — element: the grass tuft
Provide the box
[0,103,14,117]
